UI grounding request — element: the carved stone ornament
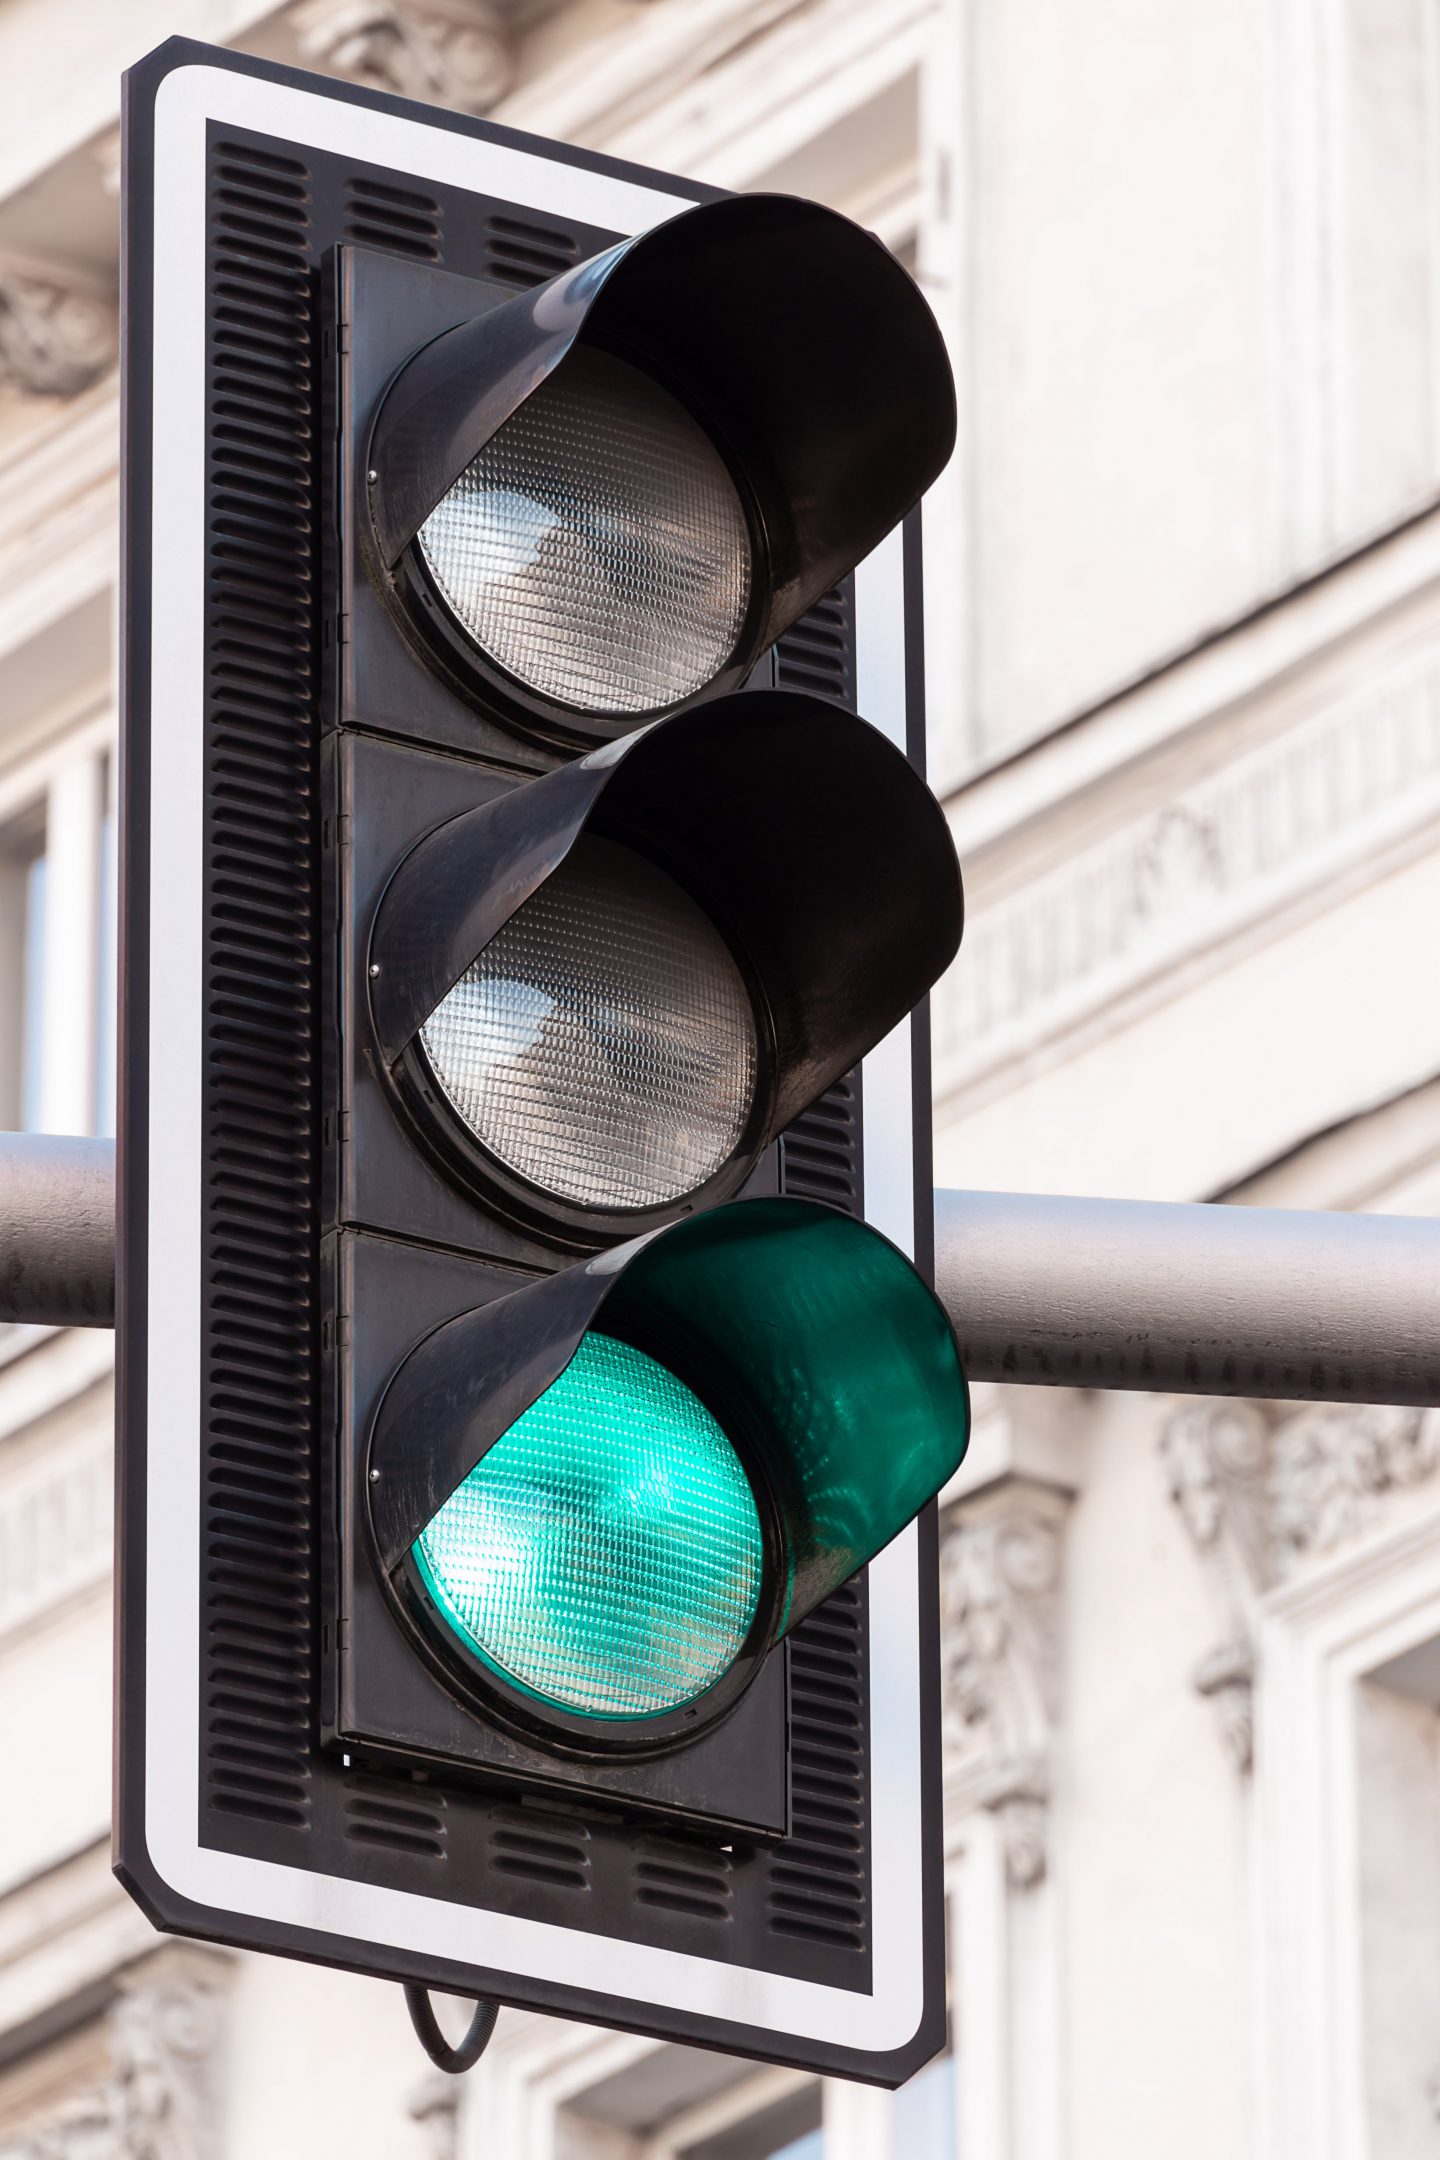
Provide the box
[0,272,116,398]
[1268,1403,1440,1567]
[0,1947,229,2160]
[1192,1634,1256,1774]
[1162,1402,1440,1771]
[939,1485,1069,1888]
[293,0,515,114]
[409,2073,460,2160]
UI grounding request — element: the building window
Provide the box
[0,730,113,1358]
[95,752,117,1138]
[0,803,46,1131]
[0,739,109,1141]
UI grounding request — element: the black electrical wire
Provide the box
[404,1984,499,2073]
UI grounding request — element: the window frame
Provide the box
[0,706,114,1370]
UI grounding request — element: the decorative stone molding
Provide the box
[409,2074,460,2160]
[1162,1401,1440,1768]
[1269,1404,1440,1568]
[0,1418,112,1645]
[0,274,116,399]
[937,640,1440,1101]
[293,0,516,114]
[1192,1635,1256,1774]
[0,1946,229,2159]
[1161,1399,1271,1604]
[939,1483,1070,1886]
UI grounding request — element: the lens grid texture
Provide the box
[412,1333,764,1719]
[419,836,759,1210]
[417,344,752,715]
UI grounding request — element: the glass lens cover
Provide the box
[418,835,759,1212]
[412,1332,765,1719]
[417,344,753,716]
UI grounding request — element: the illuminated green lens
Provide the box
[411,1334,764,1719]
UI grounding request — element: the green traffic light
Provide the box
[609,1199,969,1632]
[412,1332,765,1720]
[404,1201,967,1729]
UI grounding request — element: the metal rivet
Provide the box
[369,1468,380,1482]
[367,468,378,483]
[369,962,381,977]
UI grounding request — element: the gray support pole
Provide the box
[3,1138,1436,1407]
[936,1188,1440,1408]
[0,1133,116,1327]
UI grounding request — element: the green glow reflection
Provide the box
[412,1333,763,1719]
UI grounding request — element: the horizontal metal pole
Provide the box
[936,1188,1440,1407]
[2,1140,1435,1407]
[0,1133,116,1328]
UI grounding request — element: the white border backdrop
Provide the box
[140,61,926,2055]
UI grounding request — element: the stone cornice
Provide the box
[0,385,118,683]
[0,1398,112,1649]
[0,2,281,212]
[939,542,1440,1110]
[947,503,1440,856]
[498,0,815,143]
[497,0,934,187]
[0,386,115,536]
[0,1844,154,2070]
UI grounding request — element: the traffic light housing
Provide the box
[118,38,967,2083]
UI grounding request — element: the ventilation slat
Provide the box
[780,1071,862,1214]
[346,177,442,261]
[482,211,580,288]
[775,587,854,705]
[491,1806,592,1892]
[346,1775,447,1861]
[635,1837,734,1923]
[201,143,318,1837]
[764,1583,870,1957]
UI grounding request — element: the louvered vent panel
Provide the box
[201,142,319,1833]
[345,176,442,260]
[775,587,853,705]
[483,211,580,288]
[766,1582,868,1954]
[635,1837,734,1922]
[345,1774,447,1860]
[491,1805,592,1891]
[779,1071,861,1213]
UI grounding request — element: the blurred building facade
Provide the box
[1,0,1439,2155]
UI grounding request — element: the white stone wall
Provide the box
[0,1,1437,2155]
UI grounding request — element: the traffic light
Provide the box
[118,39,967,2083]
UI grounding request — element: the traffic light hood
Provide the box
[368,1196,969,1645]
[366,192,957,663]
[368,688,963,1233]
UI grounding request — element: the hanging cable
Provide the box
[404,1985,499,2074]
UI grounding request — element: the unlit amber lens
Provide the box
[418,836,758,1211]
